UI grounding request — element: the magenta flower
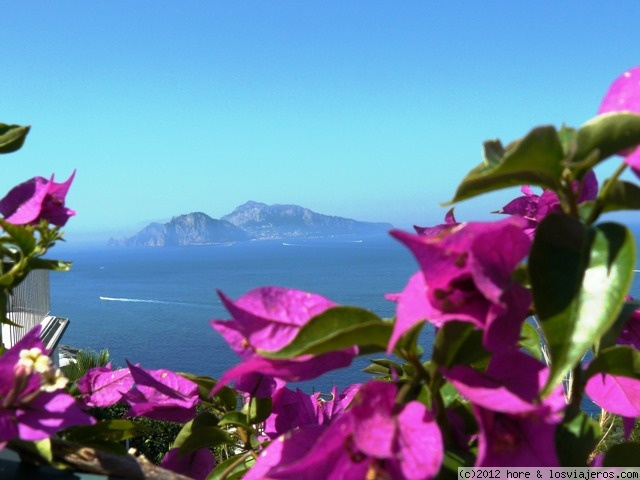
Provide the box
[598,66,640,174]
[0,326,94,447]
[264,382,359,440]
[0,171,75,226]
[499,171,598,236]
[122,362,199,423]
[247,381,443,480]
[585,373,640,418]
[413,208,459,237]
[390,217,531,351]
[584,303,640,426]
[211,287,357,396]
[78,362,200,423]
[77,364,134,408]
[617,302,640,349]
[385,272,435,353]
[443,350,566,466]
[160,447,215,480]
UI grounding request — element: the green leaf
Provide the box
[9,438,54,465]
[28,258,72,272]
[518,321,543,361]
[530,215,636,396]
[574,113,640,167]
[0,272,14,287]
[599,179,640,212]
[555,411,600,467]
[603,442,640,467]
[391,319,425,357]
[179,373,238,410]
[63,419,142,443]
[218,410,254,430]
[432,321,489,369]
[208,453,254,480]
[0,219,36,254]
[446,126,564,204]
[557,125,578,157]
[362,358,404,377]
[173,412,233,455]
[585,345,640,380]
[244,396,272,424]
[0,123,30,154]
[259,306,391,358]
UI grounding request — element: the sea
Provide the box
[48,231,640,402]
[49,234,421,393]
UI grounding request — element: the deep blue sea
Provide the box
[48,231,640,400]
[49,235,421,393]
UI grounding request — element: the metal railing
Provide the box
[2,269,51,348]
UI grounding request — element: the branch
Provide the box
[12,438,195,480]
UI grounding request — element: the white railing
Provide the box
[2,269,51,349]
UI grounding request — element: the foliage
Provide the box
[6,66,640,478]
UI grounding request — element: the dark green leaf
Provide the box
[585,345,640,380]
[603,442,640,467]
[391,319,425,357]
[260,306,390,358]
[530,215,636,395]
[63,419,143,443]
[432,321,489,369]
[245,396,272,424]
[218,410,253,430]
[446,126,564,204]
[0,123,30,154]
[599,180,640,212]
[574,113,640,167]
[180,427,234,455]
[0,315,21,328]
[555,411,600,467]
[174,413,233,455]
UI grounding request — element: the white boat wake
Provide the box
[99,296,209,308]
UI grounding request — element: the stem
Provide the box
[585,160,628,225]
[567,363,584,411]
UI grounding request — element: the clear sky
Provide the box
[3,2,640,243]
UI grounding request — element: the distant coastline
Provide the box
[108,201,393,247]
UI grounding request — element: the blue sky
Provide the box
[3,2,640,242]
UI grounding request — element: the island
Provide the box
[108,201,393,246]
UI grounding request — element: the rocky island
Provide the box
[108,201,393,246]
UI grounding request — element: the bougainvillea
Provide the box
[4,66,640,478]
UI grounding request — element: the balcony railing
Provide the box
[2,269,69,360]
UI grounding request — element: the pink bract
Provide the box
[443,351,565,467]
[0,326,94,444]
[211,287,357,396]
[160,447,215,480]
[391,217,531,351]
[0,171,75,226]
[248,381,443,480]
[598,66,640,174]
